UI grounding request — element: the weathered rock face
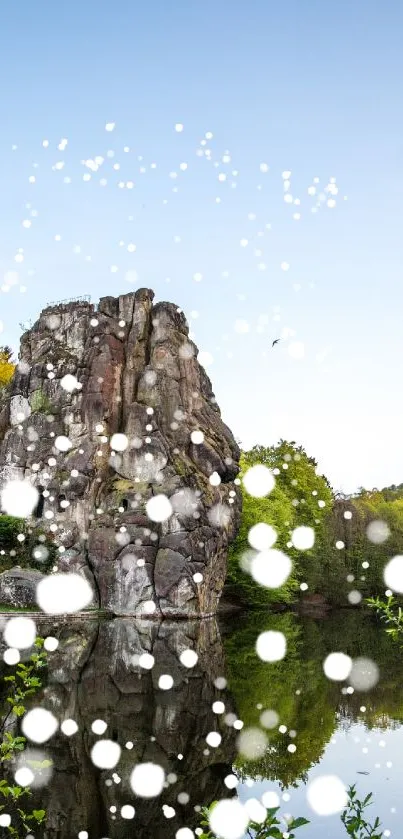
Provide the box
[0,291,241,616]
[0,568,45,608]
[0,617,238,839]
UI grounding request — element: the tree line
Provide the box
[227,440,402,607]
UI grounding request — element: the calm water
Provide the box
[1,609,402,838]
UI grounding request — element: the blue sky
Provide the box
[0,0,402,493]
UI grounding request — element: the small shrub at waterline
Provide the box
[0,637,48,833]
[341,786,383,838]
[198,787,383,839]
[198,801,309,839]
[367,595,403,642]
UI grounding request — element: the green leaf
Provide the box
[13,704,26,717]
[289,816,310,828]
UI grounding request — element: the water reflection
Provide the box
[223,609,403,788]
[1,609,403,837]
[31,617,237,838]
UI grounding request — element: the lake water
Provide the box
[1,609,402,838]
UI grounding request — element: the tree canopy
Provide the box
[0,346,15,389]
[226,439,403,608]
[227,440,334,606]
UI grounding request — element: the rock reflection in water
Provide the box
[36,617,237,839]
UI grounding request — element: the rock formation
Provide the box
[0,291,241,616]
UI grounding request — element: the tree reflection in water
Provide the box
[1,609,402,837]
[223,609,403,789]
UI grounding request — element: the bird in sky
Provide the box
[271,338,281,347]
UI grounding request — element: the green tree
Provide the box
[318,487,403,603]
[226,441,334,606]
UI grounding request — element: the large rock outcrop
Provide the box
[0,291,241,616]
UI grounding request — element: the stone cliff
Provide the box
[0,291,241,617]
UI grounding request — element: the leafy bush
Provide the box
[226,482,298,607]
[199,802,309,838]
[0,638,48,833]
[199,787,382,838]
[367,595,403,641]
[341,786,383,838]
[0,516,55,574]
[0,516,25,550]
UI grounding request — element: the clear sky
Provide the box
[0,0,402,494]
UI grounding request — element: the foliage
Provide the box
[227,440,333,606]
[317,491,403,602]
[0,517,25,551]
[243,440,333,524]
[367,595,403,642]
[227,438,403,606]
[0,347,15,390]
[0,515,55,575]
[198,788,382,839]
[198,802,309,838]
[341,786,383,838]
[29,389,54,414]
[226,480,297,607]
[0,638,48,835]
